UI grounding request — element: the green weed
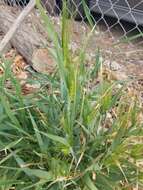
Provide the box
[0,1,142,189]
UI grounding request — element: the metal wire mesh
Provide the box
[2,0,143,41]
[1,0,143,72]
[3,0,30,6]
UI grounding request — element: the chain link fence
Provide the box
[39,0,143,44]
[1,0,143,76]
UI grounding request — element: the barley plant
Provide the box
[0,0,143,189]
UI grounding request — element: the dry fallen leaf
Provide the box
[21,83,41,95]
[0,66,4,75]
[12,55,27,75]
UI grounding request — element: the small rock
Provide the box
[32,48,56,74]
[104,60,122,71]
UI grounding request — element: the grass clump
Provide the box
[0,1,143,189]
